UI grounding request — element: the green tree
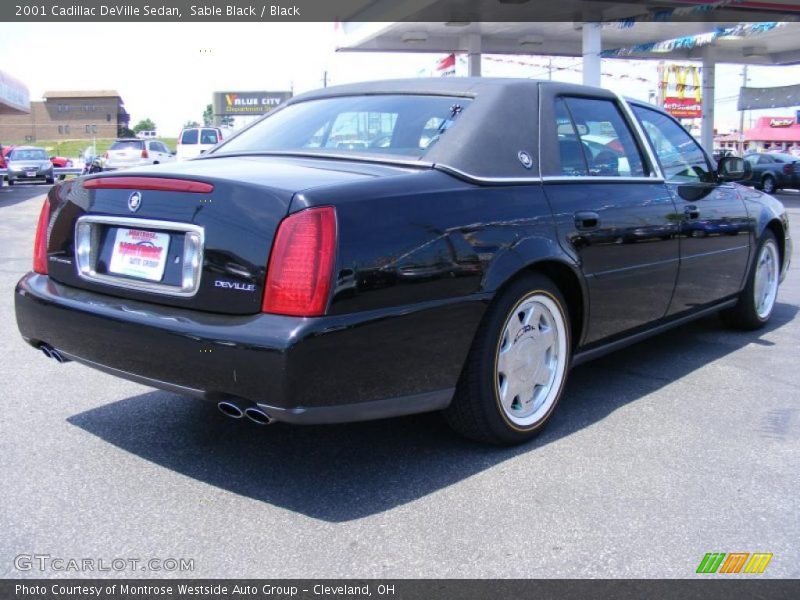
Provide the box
[203,104,233,127]
[183,120,200,128]
[133,118,156,133]
[118,125,135,138]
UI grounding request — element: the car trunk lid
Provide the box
[44,155,418,314]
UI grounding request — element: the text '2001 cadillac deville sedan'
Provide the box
[15,79,792,444]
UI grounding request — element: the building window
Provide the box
[65,125,70,134]
[58,126,63,134]
[91,124,97,133]
[85,124,90,133]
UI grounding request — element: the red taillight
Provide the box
[83,177,214,193]
[33,198,50,275]
[141,148,149,159]
[262,206,337,317]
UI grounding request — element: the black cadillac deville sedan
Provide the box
[15,79,792,444]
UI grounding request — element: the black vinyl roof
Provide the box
[234,78,658,181]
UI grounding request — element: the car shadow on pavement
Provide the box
[67,302,798,522]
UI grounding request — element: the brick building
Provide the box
[0,90,130,142]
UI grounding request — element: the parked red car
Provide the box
[49,155,73,168]
[0,144,12,169]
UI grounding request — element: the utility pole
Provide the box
[548,58,552,80]
[738,64,749,155]
[323,70,328,88]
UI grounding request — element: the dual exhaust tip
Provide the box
[40,344,68,363]
[217,400,273,425]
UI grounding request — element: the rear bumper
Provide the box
[15,273,485,423]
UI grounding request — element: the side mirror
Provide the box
[717,156,748,182]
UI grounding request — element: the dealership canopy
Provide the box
[337,0,800,151]
[0,70,29,115]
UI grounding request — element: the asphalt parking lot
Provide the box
[1,183,798,578]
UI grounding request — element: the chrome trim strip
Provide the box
[74,215,205,298]
[434,164,543,185]
[614,92,665,180]
[571,298,738,366]
[541,176,665,183]
[200,149,433,169]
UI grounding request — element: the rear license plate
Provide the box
[26,170,36,177]
[108,228,170,281]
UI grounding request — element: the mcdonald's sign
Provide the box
[660,64,702,119]
[696,552,773,574]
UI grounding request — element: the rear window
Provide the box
[200,129,219,145]
[214,95,471,159]
[110,140,144,151]
[181,129,199,144]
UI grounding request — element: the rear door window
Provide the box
[556,97,647,178]
[181,129,198,144]
[554,98,589,176]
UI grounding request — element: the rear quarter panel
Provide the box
[291,170,563,315]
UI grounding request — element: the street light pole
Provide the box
[738,64,749,155]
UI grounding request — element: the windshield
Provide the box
[214,95,471,160]
[10,149,48,161]
[110,140,144,151]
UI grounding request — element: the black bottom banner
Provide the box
[2,579,799,600]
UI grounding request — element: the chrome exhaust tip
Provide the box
[217,400,244,419]
[40,344,68,363]
[244,407,273,425]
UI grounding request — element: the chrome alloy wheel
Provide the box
[754,240,779,320]
[494,293,568,427]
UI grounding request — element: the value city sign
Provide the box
[212,91,292,116]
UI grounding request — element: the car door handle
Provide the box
[684,205,700,219]
[574,211,600,230]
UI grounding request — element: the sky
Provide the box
[1,22,799,137]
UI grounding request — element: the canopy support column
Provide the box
[701,48,716,154]
[582,23,602,87]
[467,33,482,77]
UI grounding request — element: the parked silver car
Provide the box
[4,146,54,185]
[104,138,175,171]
